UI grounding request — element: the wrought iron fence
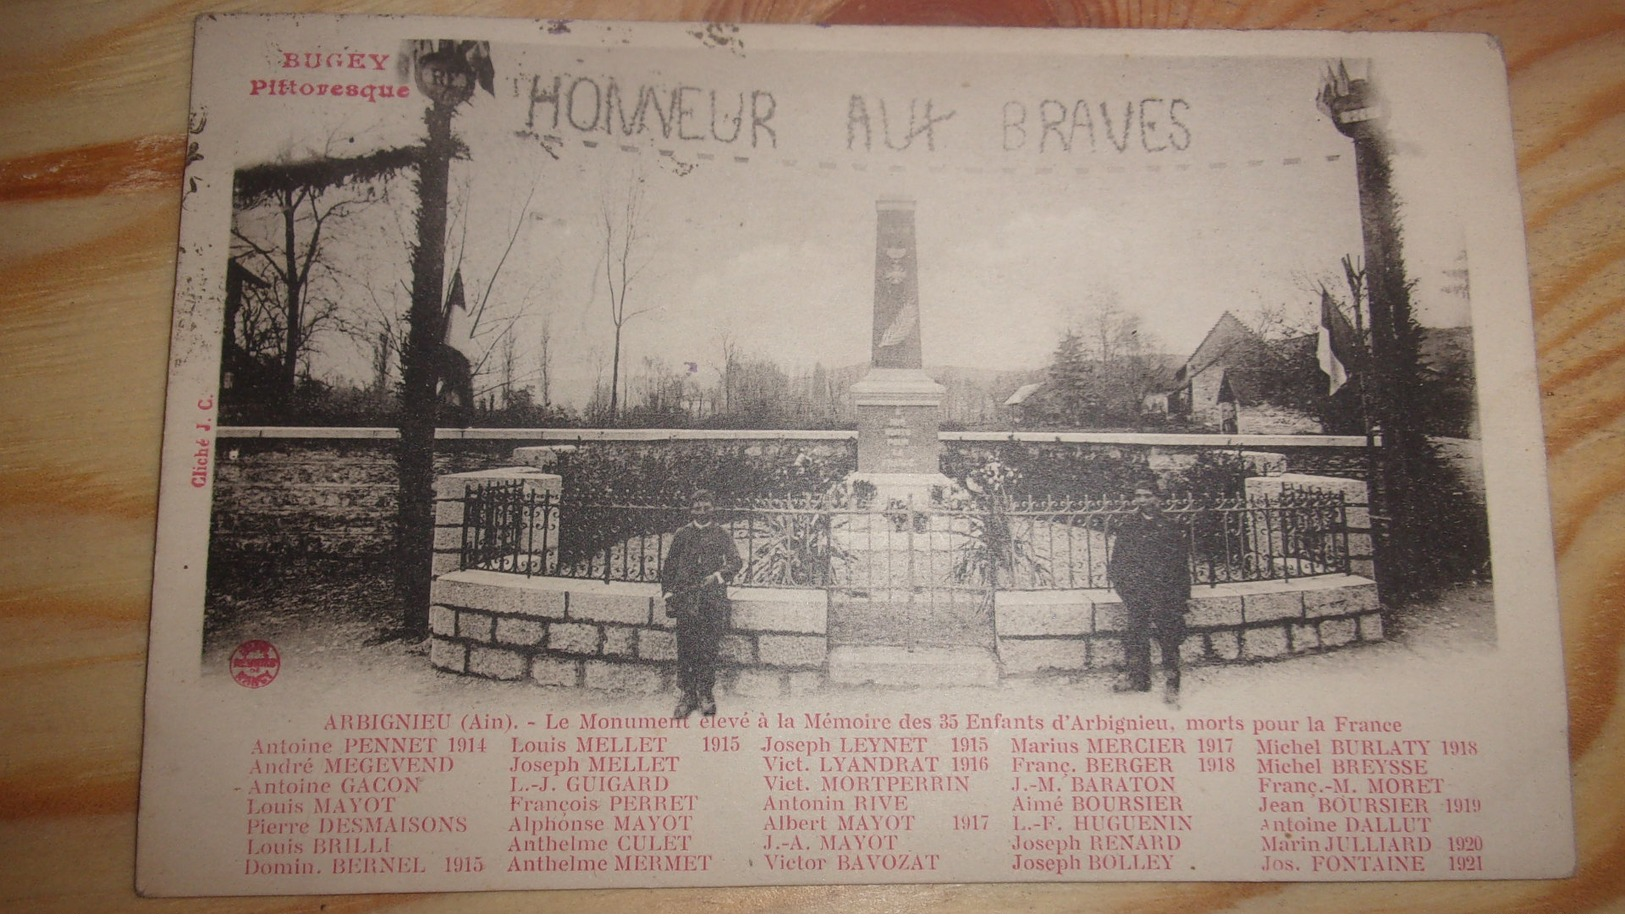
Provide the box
[458,484,1348,590]
[992,491,1348,589]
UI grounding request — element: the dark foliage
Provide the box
[543,441,855,574]
[942,440,1160,500]
[551,441,855,504]
[233,146,425,209]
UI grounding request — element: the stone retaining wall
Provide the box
[429,571,830,697]
[430,570,1382,694]
[427,455,1380,694]
[995,574,1383,678]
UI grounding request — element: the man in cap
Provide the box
[1108,479,1192,706]
[661,489,743,718]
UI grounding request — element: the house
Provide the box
[1151,312,1323,434]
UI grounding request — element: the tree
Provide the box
[1320,60,1448,599]
[625,354,687,424]
[397,39,494,639]
[1037,297,1167,430]
[370,331,392,394]
[716,332,741,415]
[443,182,540,398]
[497,330,518,408]
[730,354,792,424]
[597,173,659,419]
[229,152,411,415]
[536,314,554,405]
[1239,287,1317,343]
[1079,304,1160,426]
[1045,329,1095,426]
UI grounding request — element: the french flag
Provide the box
[1318,288,1360,395]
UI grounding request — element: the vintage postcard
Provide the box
[138,14,1572,895]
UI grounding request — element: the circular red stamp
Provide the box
[230,640,280,688]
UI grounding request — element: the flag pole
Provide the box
[1342,255,1377,455]
[1343,256,1380,588]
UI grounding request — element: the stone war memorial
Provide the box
[426,198,1383,697]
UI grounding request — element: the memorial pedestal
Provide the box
[828,197,995,682]
[849,367,952,504]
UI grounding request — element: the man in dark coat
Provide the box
[661,490,743,719]
[1108,481,1192,705]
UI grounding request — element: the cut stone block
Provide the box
[1303,578,1379,618]
[1358,612,1385,642]
[548,622,601,655]
[495,616,545,646]
[731,668,787,698]
[998,638,1084,675]
[1093,599,1127,633]
[1243,590,1304,623]
[583,660,665,694]
[567,583,656,626]
[429,638,467,673]
[531,656,581,687]
[602,625,637,658]
[469,646,526,680]
[637,628,677,662]
[456,611,494,643]
[429,605,457,637]
[758,634,828,668]
[731,588,828,635]
[1242,625,1290,659]
[432,572,567,619]
[1179,635,1206,664]
[1187,592,1244,628]
[720,634,756,665]
[1090,636,1126,669]
[433,497,465,527]
[994,591,1094,637]
[786,671,826,695]
[1320,617,1357,647]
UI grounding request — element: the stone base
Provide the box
[849,367,946,405]
[852,368,945,477]
[827,645,1000,687]
[846,471,954,506]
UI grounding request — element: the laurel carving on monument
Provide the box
[878,299,919,348]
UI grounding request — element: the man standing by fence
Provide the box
[662,489,743,719]
[1108,480,1192,706]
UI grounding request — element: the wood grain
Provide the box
[1,0,1620,910]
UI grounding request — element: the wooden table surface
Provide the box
[2,0,1621,911]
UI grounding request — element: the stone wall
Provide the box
[429,571,830,697]
[210,442,401,558]
[994,574,1384,678]
[210,439,538,558]
[424,448,1384,694]
[431,569,1383,694]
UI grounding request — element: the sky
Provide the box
[221,25,1480,410]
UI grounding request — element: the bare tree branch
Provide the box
[468,183,537,333]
